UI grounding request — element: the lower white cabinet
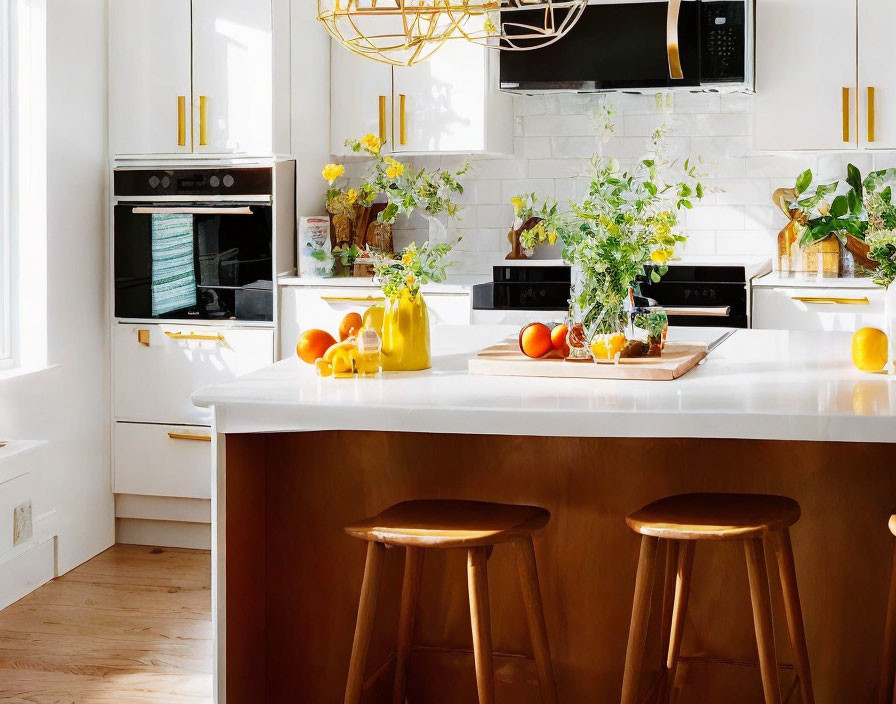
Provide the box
[753,285,885,331]
[114,422,212,500]
[278,285,471,359]
[114,323,274,425]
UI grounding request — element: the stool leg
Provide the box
[881,538,896,704]
[467,546,495,704]
[660,540,680,670]
[345,541,386,704]
[771,528,815,704]
[621,535,659,704]
[514,536,558,704]
[393,546,424,704]
[744,537,782,704]
[663,541,695,704]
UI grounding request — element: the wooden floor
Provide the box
[0,544,212,704]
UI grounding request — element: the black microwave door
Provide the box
[500,2,701,90]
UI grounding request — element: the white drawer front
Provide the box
[114,422,211,499]
[114,324,273,424]
[279,287,470,359]
[753,287,885,332]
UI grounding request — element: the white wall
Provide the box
[0,0,113,576]
[348,92,896,275]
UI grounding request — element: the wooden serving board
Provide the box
[468,338,707,381]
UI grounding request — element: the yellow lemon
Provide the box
[591,332,627,361]
[362,304,385,337]
[851,327,889,372]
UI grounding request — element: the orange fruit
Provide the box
[852,327,889,372]
[296,329,337,365]
[550,323,569,356]
[519,322,554,359]
[339,312,363,341]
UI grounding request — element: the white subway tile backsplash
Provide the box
[386,91,895,274]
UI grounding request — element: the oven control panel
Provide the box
[113,167,272,197]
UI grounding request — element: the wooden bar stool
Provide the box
[343,499,558,704]
[620,493,815,704]
[878,513,896,704]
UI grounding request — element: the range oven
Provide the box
[113,166,278,322]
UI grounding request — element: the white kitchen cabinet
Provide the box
[113,323,274,425]
[753,285,885,331]
[329,41,512,156]
[109,0,193,155]
[110,0,288,156]
[755,0,895,151]
[114,422,212,499]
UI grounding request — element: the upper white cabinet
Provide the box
[110,0,289,157]
[109,0,193,155]
[755,0,893,150]
[330,42,513,156]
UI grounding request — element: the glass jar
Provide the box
[629,306,669,358]
[381,288,431,371]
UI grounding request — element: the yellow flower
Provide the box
[650,248,673,264]
[385,158,405,179]
[322,163,344,184]
[360,133,381,154]
[547,230,558,246]
[346,188,358,204]
[483,18,497,34]
[511,196,525,216]
[405,274,416,287]
[401,251,414,266]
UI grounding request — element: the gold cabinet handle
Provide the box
[399,93,407,145]
[199,95,208,147]
[378,95,387,145]
[177,96,186,147]
[168,432,212,442]
[137,329,151,347]
[666,0,683,80]
[164,330,226,342]
[842,87,851,142]
[868,86,876,143]
[320,295,385,303]
[791,296,869,305]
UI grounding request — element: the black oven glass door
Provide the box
[114,203,273,321]
[500,1,702,90]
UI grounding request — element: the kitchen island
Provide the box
[194,325,896,704]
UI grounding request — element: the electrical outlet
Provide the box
[13,502,32,546]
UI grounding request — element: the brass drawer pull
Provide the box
[842,87,851,142]
[791,296,870,305]
[378,95,387,144]
[320,295,385,303]
[167,432,212,442]
[177,95,186,147]
[199,95,208,147]
[164,331,226,342]
[868,86,876,143]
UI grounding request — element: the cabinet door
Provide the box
[392,40,489,154]
[330,44,393,155]
[192,0,273,154]
[109,0,192,156]
[754,0,857,150]
[753,287,885,331]
[859,0,896,149]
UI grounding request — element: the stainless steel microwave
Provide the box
[499,0,754,93]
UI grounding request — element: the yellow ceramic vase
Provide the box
[381,289,431,371]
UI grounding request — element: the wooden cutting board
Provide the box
[468,338,707,381]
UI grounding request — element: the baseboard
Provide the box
[115,517,211,549]
[0,536,56,609]
[115,494,211,523]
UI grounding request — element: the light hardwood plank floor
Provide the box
[0,544,212,703]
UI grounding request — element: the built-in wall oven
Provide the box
[113,165,290,322]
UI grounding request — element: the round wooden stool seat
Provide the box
[626,492,801,540]
[345,499,551,548]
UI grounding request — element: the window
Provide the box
[0,0,11,366]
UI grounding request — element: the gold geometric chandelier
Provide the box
[317,0,588,66]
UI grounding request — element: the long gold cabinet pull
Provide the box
[399,93,407,145]
[168,432,212,442]
[868,86,876,143]
[666,0,683,79]
[378,95,387,145]
[320,295,385,303]
[842,87,851,143]
[791,296,869,305]
[177,96,186,147]
[164,330,226,343]
[199,95,208,147]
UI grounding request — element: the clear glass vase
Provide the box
[566,262,630,360]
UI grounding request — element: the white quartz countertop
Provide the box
[193,325,896,443]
